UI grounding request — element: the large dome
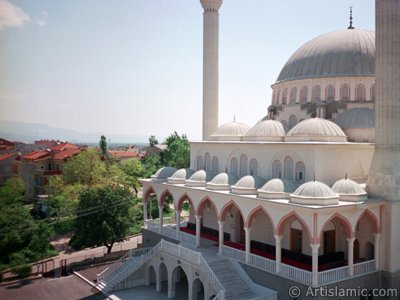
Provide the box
[276,29,375,83]
[209,121,250,141]
[286,118,347,142]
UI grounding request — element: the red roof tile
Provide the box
[53,148,81,160]
[22,151,51,160]
[51,143,79,152]
[109,151,139,158]
[0,153,15,161]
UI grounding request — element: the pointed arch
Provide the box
[318,212,354,241]
[276,211,312,242]
[220,200,245,223]
[245,205,275,230]
[144,186,156,204]
[356,209,379,233]
[176,193,194,212]
[197,196,218,216]
[159,189,173,207]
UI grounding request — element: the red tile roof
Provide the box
[0,153,15,161]
[22,151,51,160]
[53,148,81,160]
[51,143,79,152]
[109,151,139,158]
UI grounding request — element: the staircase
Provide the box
[208,259,256,300]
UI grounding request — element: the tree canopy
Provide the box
[69,186,135,253]
[148,135,158,147]
[162,131,190,169]
[99,135,108,157]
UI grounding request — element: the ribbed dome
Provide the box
[185,170,212,187]
[290,181,339,205]
[258,178,295,200]
[334,108,375,129]
[286,118,347,142]
[244,118,285,142]
[332,178,367,202]
[151,167,177,182]
[277,29,375,83]
[231,175,266,195]
[209,121,250,141]
[206,172,238,190]
[167,168,195,184]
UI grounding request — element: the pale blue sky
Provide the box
[0,0,374,141]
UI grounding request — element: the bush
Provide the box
[12,264,32,279]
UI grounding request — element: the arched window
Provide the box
[204,152,211,172]
[276,90,281,105]
[300,86,308,104]
[282,88,288,104]
[295,161,306,183]
[326,84,335,100]
[340,83,350,101]
[284,156,293,180]
[249,159,258,176]
[370,83,376,101]
[272,160,282,178]
[196,156,204,171]
[212,156,219,174]
[230,157,238,176]
[289,115,298,129]
[355,83,366,101]
[312,85,321,101]
[240,154,248,177]
[290,87,297,104]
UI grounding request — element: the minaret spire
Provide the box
[348,6,354,29]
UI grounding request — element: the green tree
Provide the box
[69,186,134,253]
[141,154,162,178]
[119,158,144,194]
[100,135,108,157]
[148,135,158,147]
[63,149,106,186]
[163,131,190,169]
[0,176,25,205]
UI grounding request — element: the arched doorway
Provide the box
[171,265,188,299]
[146,265,156,286]
[355,211,378,262]
[196,197,219,243]
[192,277,205,300]
[220,202,245,244]
[158,262,168,294]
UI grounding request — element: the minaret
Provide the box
[200,0,222,141]
[367,0,400,275]
[367,0,400,201]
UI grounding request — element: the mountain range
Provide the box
[0,121,149,144]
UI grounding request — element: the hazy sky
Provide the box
[0,0,374,141]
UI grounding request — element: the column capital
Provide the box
[274,234,283,242]
[346,237,356,243]
[244,226,252,233]
[195,214,202,221]
[217,220,225,226]
[310,244,320,252]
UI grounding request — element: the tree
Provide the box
[63,149,106,186]
[141,154,162,178]
[163,131,190,169]
[69,186,134,253]
[148,135,158,147]
[119,158,144,194]
[100,135,108,157]
[0,176,25,205]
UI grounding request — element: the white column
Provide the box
[374,233,380,270]
[311,244,320,286]
[168,276,175,298]
[158,205,163,233]
[217,220,225,254]
[195,215,202,247]
[274,235,283,273]
[176,210,181,239]
[347,237,355,276]
[244,227,251,263]
[200,0,223,140]
[156,272,161,292]
[143,201,148,229]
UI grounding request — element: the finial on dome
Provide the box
[313,173,316,182]
[348,6,354,29]
[233,115,236,122]
[345,173,348,179]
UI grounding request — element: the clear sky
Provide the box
[0,0,375,141]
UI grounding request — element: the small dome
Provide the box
[151,167,177,182]
[258,178,295,199]
[231,175,266,195]
[334,108,375,129]
[276,29,375,83]
[206,172,238,190]
[290,181,339,205]
[167,168,195,184]
[286,118,347,142]
[332,178,367,202]
[244,118,285,142]
[209,121,250,141]
[185,170,212,187]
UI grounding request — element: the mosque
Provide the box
[97,1,400,299]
